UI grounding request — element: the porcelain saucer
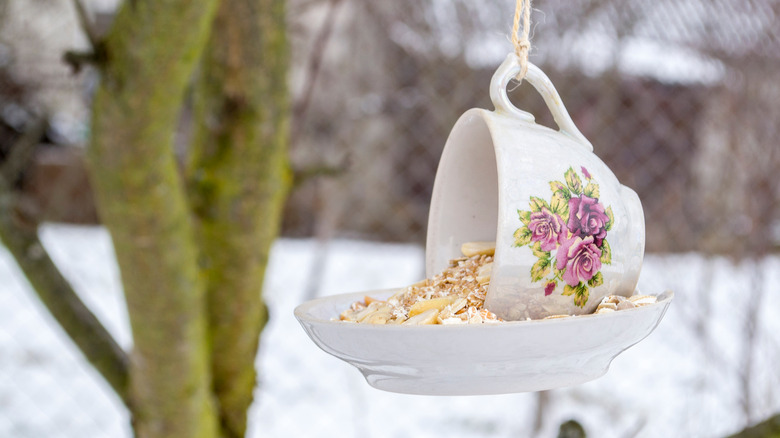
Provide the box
[294,289,673,395]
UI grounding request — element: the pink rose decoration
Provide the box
[514,167,612,306]
[556,235,602,287]
[567,194,610,246]
[528,207,566,252]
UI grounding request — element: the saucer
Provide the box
[294,289,673,395]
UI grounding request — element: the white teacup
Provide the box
[426,53,645,320]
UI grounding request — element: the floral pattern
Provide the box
[513,167,614,307]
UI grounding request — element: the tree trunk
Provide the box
[87,0,222,436]
[188,0,290,436]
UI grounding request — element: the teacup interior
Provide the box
[426,110,498,277]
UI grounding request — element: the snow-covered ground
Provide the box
[1,224,779,437]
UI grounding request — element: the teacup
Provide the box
[426,53,645,320]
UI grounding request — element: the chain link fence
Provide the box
[285,0,780,256]
[1,0,779,436]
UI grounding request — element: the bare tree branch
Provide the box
[63,0,108,74]
[0,120,43,184]
[292,160,347,188]
[0,118,129,403]
[291,0,345,145]
[63,49,105,73]
[71,0,100,48]
[533,391,550,434]
[740,262,767,423]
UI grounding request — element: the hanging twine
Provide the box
[511,0,533,81]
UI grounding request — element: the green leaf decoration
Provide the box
[549,181,570,198]
[583,182,600,199]
[562,283,578,296]
[529,196,550,212]
[605,206,614,231]
[574,285,589,307]
[550,190,569,218]
[588,271,604,288]
[531,242,550,259]
[564,167,582,195]
[518,209,532,226]
[553,267,563,282]
[530,258,551,282]
[513,226,532,247]
[600,239,612,265]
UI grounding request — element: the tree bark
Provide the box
[87,0,222,436]
[188,0,290,436]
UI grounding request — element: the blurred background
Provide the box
[1,0,779,437]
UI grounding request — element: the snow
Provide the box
[0,224,779,437]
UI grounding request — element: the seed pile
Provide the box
[338,241,657,325]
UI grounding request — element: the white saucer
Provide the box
[294,289,673,395]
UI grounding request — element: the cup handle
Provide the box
[490,53,593,152]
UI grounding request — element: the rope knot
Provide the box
[511,0,533,81]
[513,40,530,58]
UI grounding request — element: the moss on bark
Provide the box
[87,0,223,436]
[187,0,291,436]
